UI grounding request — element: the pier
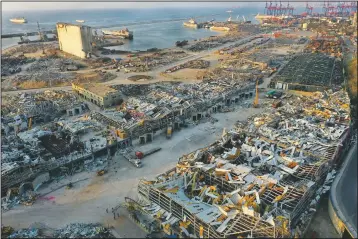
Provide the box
[2,30,56,39]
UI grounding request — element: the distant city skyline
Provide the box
[2,1,311,12]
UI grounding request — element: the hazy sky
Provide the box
[2,1,308,12]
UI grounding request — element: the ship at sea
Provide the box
[183,18,198,28]
[9,17,27,24]
[255,13,291,24]
[102,28,133,39]
[76,20,85,23]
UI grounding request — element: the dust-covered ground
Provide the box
[304,196,340,238]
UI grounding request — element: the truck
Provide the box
[266,90,283,99]
[135,147,162,159]
[118,148,142,168]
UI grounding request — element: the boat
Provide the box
[255,13,291,24]
[210,26,231,31]
[102,28,133,39]
[183,18,198,28]
[76,20,85,23]
[10,17,27,24]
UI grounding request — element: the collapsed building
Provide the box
[1,90,86,135]
[56,22,93,59]
[90,80,256,144]
[135,90,351,238]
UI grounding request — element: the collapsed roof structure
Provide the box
[270,53,343,92]
[136,90,351,238]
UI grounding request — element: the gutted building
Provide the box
[56,22,93,59]
[72,83,122,108]
[269,53,343,92]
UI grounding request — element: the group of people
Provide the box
[106,207,120,219]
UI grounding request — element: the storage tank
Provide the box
[302,23,308,30]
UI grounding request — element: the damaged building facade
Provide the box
[89,80,256,143]
[72,83,122,108]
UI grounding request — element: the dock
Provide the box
[2,30,56,39]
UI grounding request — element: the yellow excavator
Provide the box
[253,80,259,108]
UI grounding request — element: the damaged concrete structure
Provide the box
[270,53,343,92]
[1,90,87,134]
[72,83,122,108]
[136,90,352,238]
[56,22,93,59]
[89,81,256,142]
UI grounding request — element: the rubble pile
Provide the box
[1,91,92,194]
[244,46,289,65]
[1,56,36,77]
[26,57,83,73]
[5,71,76,90]
[136,90,352,238]
[165,60,210,73]
[304,39,342,57]
[53,223,114,238]
[86,57,114,68]
[187,33,244,52]
[116,50,189,72]
[2,42,58,56]
[114,84,150,96]
[8,228,39,238]
[2,189,38,212]
[217,37,270,56]
[5,223,113,238]
[188,42,221,52]
[1,90,83,120]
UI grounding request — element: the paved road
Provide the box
[332,143,357,238]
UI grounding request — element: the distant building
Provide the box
[302,23,308,30]
[56,22,93,59]
[72,83,122,108]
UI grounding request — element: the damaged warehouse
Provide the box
[135,90,352,238]
[270,53,344,92]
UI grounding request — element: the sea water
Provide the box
[2,7,259,50]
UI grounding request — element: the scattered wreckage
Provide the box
[134,89,352,238]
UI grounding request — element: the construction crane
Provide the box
[305,2,313,16]
[253,80,259,108]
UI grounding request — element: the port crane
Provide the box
[305,2,314,16]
